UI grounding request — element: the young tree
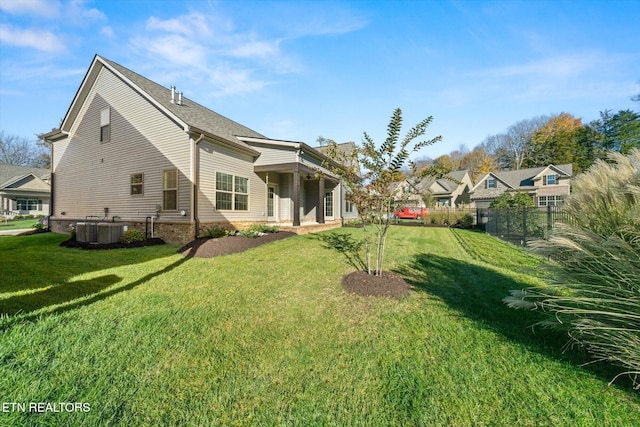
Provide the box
[323,108,443,276]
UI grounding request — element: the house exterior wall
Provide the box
[52,67,192,227]
[197,140,266,222]
[252,145,297,166]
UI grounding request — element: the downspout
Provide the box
[48,140,54,231]
[265,173,269,221]
[192,133,205,239]
[340,179,344,226]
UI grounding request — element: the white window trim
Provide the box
[215,172,250,211]
[131,173,144,196]
[100,107,111,143]
[162,169,178,211]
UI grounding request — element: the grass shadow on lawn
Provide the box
[397,252,638,392]
[0,255,191,330]
[0,274,122,316]
[0,233,178,294]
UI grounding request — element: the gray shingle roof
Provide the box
[470,164,573,200]
[412,169,469,194]
[494,164,572,188]
[99,56,265,151]
[0,163,50,188]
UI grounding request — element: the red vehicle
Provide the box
[392,207,427,219]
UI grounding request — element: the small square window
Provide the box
[545,174,556,185]
[487,178,496,189]
[131,173,144,195]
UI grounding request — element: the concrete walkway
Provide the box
[0,228,32,236]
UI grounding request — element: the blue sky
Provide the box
[1,0,639,158]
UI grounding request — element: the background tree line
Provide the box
[415,107,640,180]
[0,131,50,168]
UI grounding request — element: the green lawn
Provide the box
[0,218,41,231]
[1,228,638,426]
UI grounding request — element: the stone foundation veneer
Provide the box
[50,219,342,244]
[49,219,194,245]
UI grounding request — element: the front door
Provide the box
[267,185,278,221]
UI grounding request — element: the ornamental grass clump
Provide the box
[504,149,640,387]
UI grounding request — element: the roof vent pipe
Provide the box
[170,85,176,104]
[177,91,183,106]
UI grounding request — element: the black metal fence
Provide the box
[479,206,572,246]
[389,206,572,247]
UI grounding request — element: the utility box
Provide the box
[76,222,98,243]
[97,223,126,244]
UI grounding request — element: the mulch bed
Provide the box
[342,270,411,299]
[179,231,296,258]
[60,237,165,250]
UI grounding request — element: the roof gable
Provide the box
[0,164,50,188]
[470,171,514,192]
[1,173,50,191]
[471,164,573,193]
[44,55,264,154]
[532,164,573,181]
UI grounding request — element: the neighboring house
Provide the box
[0,163,51,218]
[393,170,474,208]
[41,55,355,243]
[469,164,572,208]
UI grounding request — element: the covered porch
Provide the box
[255,163,341,227]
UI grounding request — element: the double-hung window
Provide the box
[100,107,111,142]
[216,172,249,211]
[544,174,556,185]
[345,199,354,214]
[131,173,144,195]
[163,169,178,210]
[487,178,496,189]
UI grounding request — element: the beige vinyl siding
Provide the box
[251,145,297,167]
[197,140,265,222]
[52,66,191,222]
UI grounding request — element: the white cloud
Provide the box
[0,0,61,17]
[66,0,106,25]
[128,5,366,98]
[100,26,115,38]
[207,65,271,96]
[229,38,282,59]
[489,54,598,79]
[146,13,213,37]
[0,24,67,53]
[131,34,208,66]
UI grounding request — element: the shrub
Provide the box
[238,230,260,238]
[504,149,640,387]
[203,225,230,239]
[32,223,46,230]
[120,228,146,244]
[248,223,279,233]
[457,213,474,228]
[13,215,23,220]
